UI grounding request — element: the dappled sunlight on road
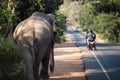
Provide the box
[50,44,85,80]
[50,71,85,80]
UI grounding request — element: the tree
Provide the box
[0,0,18,38]
[0,0,64,38]
[80,0,120,43]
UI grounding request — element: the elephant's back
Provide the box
[13,17,53,47]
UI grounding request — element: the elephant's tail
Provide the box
[49,49,54,73]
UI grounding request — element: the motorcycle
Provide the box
[88,38,95,50]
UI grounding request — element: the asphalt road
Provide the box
[66,27,120,80]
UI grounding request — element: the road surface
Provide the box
[49,26,85,80]
[66,26,120,80]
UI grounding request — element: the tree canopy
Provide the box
[80,0,120,43]
[60,0,120,43]
[0,0,64,37]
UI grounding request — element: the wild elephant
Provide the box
[13,12,57,80]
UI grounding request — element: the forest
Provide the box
[0,0,120,79]
[61,0,120,43]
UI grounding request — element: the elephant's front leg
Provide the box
[40,56,50,79]
[33,59,41,80]
[20,47,34,80]
[40,51,50,79]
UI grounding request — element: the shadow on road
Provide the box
[50,43,85,80]
[77,42,120,51]
[77,43,120,47]
[55,43,77,48]
[50,77,84,80]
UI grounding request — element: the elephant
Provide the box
[13,12,57,80]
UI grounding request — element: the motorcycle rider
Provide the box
[86,29,97,50]
[85,30,89,46]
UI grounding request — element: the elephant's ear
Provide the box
[47,14,57,33]
[52,20,57,33]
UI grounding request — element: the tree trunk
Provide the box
[5,0,15,38]
[5,20,13,38]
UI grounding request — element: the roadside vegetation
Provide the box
[60,0,120,44]
[0,38,26,80]
[80,0,120,43]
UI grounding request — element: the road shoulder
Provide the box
[50,43,86,80]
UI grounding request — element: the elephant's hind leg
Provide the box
[20,47,35,80]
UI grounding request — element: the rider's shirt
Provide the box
[87,32,93,40]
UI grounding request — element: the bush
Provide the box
[93,13,120,43]
[0,38,26,80]
[117,18,120,43]
[80,2,120,43]
[55,11,66,43]
[80,3,95,30]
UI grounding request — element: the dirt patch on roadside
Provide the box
[49,43,85,80]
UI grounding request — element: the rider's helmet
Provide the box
[88,29,93,33]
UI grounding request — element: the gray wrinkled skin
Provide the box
[13,12,56,80]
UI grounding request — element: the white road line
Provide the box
[91,51,111,80]
[69,28,111,80]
